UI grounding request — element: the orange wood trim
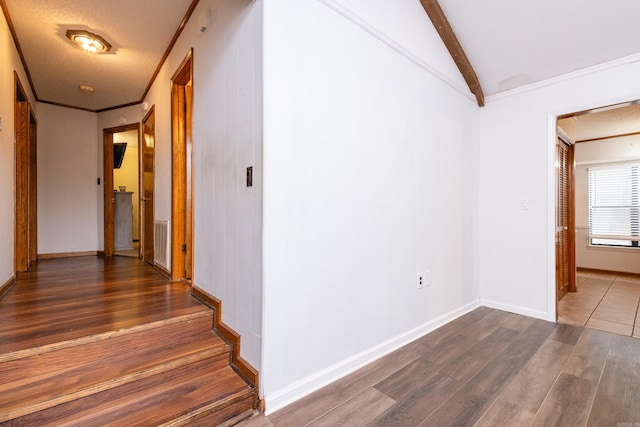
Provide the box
[0,275,16,301]
[1,0,38,99]
[28,111,37,264]
[37,251,99,260]
[575,131,640,144]
[419,0,485,107]
[170,49,194,281]
[568,144,577,292]
[37,99,96,113]
[141,0,200,101]
[96,101,142,113]
[103,132,115,256]
[14,74,29,273]
[191,286,259,389]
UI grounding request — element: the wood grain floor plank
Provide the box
[367,372,458,427]
[439,327,519,382]
[548,323,584,345]
[562,328,613,382]
[498,338,575,414]
[458,309,515,340]
[586,334,640,426]
[418,320,557,426]
[530,328,614,427]
[473,399,535,427]
[308,388,395,427]
[268,340,422,426]
[530,373,594,427]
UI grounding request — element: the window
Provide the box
[588,162,639,247]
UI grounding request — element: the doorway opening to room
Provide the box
[103,124,141,258]
[556,101,640,338]
[170,50,194,282]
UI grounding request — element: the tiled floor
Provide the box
[558,270,640,338]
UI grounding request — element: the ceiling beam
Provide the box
[419,0,485,107]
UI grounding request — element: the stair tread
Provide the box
[5,358,255,427]
[0,314,229,422]
[0,283,210,358]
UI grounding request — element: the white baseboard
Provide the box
[480,298,551,322]
[264,299,481,414]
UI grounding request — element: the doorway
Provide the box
[556,102,640,335]
[103,124,141,257]
[14,72,37,272]
[170,50,194,282]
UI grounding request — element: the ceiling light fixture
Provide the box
[66,30,111,53]
[79,85,95,92]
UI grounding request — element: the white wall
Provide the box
[262,0,478,411]
[574,136,640,274]
[0,10,36,282]
[37,103,99,255]
[478,59,640,321]
[143,0,263,369]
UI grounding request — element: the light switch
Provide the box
[246,166,253,187]
[520,198,530,210]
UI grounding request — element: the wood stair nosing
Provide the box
[5,359,255,427]
[0,315,229,423]
[0,310,213,364]
[0,292,208,334]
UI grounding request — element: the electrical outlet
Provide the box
[417,272,425,290]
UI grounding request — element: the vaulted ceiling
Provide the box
[4,0,640,138]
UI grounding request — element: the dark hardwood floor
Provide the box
[242,307,640,427]
[0,256,256,425]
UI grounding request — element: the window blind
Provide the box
[588,162,639,247]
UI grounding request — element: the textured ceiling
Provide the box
[4,0,194,111]
[558,103,640,143]
[438,0,640,96]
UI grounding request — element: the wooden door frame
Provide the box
[103,123,141,257]
[14,72,36,272]
[141,106,156,265]
[555,133,577,317]
[170,49,194,281]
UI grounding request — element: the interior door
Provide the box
[142,107,155,265]
[556,138,576,302]
[170,50,194,282]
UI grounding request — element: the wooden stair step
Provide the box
[4,357,255,427]
[0,309,211,363]
[0,313,229,422]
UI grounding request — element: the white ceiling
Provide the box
[4,0,194,111]
[438,0,640,96]
[5,0,640,127]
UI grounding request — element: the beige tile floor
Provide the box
[558,270,640,338]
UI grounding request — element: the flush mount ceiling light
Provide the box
[79,85,94,92]
[65,30,111,53]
